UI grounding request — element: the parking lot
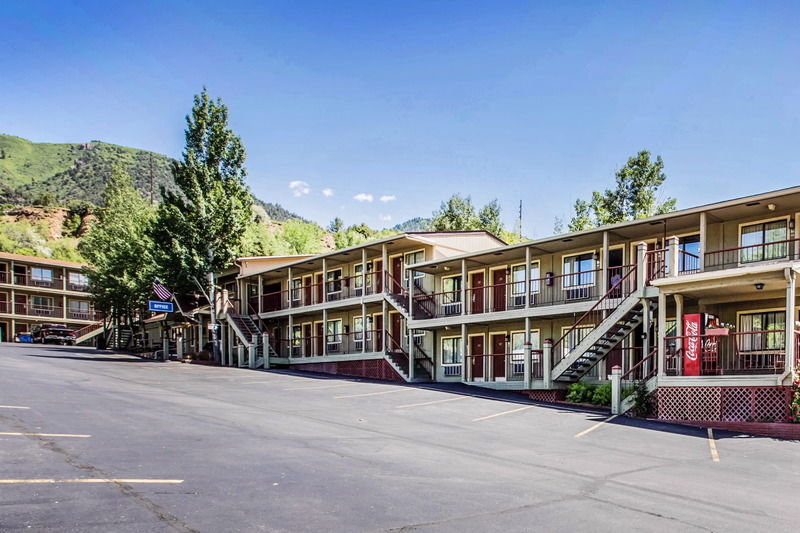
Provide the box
[1,343,797,532]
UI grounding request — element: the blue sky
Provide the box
[2,1,799,235]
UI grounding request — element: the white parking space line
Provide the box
[472,405,535,422]
[335,389,412,399]
[574,415,618,438]
[397,396,469,409]
[708,428,720,462]
[0,432,91,438]
[0,478,183,484]
[284,383,355,391]
[0,405,30,409]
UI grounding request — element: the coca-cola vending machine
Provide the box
[682,313,718,376]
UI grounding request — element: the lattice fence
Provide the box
[656,386,791,422]
[527,389,567,403]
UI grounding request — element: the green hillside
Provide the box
[0,134,175,206]
[0,134,304,222]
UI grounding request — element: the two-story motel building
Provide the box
[0,252,101,342]
[220,186,800,423]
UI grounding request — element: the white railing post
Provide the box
[248,341,256,369]
[699,211,707,272]
[668,236,679,278]
[636,242,647,290]
[262,333,270,368]
[523,341,532,388]
[237,344,244,367]
[176,333,184,359]
[543,339,553,388]
[786,269,796,375]
[610,365,622,415]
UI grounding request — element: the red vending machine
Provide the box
[682,313,718,376]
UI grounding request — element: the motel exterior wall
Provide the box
[0,252,100,342]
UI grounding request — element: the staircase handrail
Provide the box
[384,330,407,355]
[621,347,657,383]
[551,265,638,363]
[75,321,103,339]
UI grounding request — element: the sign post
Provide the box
[149,300,174,313]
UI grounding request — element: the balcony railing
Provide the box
[14,304,64,318]
[66,309,104,321]
[258,271,385,313]
[278,330,381,358]
[664,330,786,376]
[1,303,99,320]
[465,353,528,382]
[11,273,65,290]
[704,238,800,272]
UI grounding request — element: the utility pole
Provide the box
[207,249,221,363]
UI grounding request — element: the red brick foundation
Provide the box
[288,359,405,382]
[660,420,800,440]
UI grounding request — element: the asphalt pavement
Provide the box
[0,342,797,532]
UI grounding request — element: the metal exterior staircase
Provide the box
[227,313,262,345]
[75,322,104,345]
[551,266,647,383]
[383,331,432,382]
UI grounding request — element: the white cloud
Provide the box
[379,195,396,203]
[322,188,334,197]
[379,214,392,221]
[288,180,310,197]
[353,193,374,202]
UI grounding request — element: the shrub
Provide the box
[791,370,799,424]
[629,380,654,418]
[566,382,596,404]
[591,383,612,406]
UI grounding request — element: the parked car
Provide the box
[31,324,77,345]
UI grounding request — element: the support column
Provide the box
[176,331,184,359]
[408,323,415,381]
[461,323,467,382]
[288,313,294,357]
[668,235,679,277]
[786,269,796,374]
[543,339,553,389]
[461,259,467,315]
[198,321,204,353]
[657,291,667,377]
[258,275,264,313]
[361,248,368,296]
[220,325,227,365]
[322,258,328,303]
[699,212,707,271]
[525,246,532,309]
[381,244,388,294]
[249,335,257,369]
[381,300,388,354]
[322,309,328,356]
[636,242,647,289]
[601,231,609,294]
[286,267,292,309]
[408,268,415,319]
[361,302,367,354]
[524,316,532,386]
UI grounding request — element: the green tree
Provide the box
[282,219,326,254]
[569,150,676,231]
[430,194,509,238]
[32,192,56,207]
[328,217,344,233]
[477,199,503,238]
[151,88,253,295]
[78,164,154,330]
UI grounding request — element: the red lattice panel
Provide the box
[289,359,404,382]
[527,390,567,402]
[656,387,721,421]
[656,386,791,422]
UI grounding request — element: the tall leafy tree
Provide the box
[569,150,676,231]
[79,164,155,331]
[151,89,253,360]
[430,194,512,239]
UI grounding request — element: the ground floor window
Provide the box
[441,337,462,364]
[738,311,785,351]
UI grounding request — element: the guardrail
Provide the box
[664,330,786,375]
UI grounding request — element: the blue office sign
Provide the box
[149,300,174,313]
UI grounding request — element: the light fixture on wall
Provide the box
[767,203,776,211]
[755,283,765,291]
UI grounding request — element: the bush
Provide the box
[591,383,612,406]
[629,380,654,417]
[566,382,596,404]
